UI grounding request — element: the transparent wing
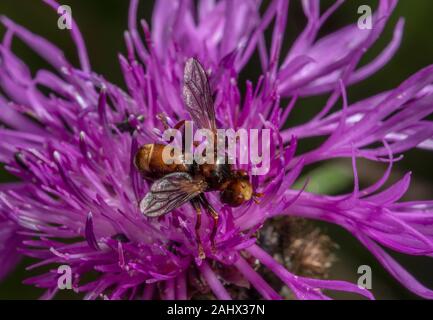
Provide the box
[139,172,207,217]
[183,58,217,132]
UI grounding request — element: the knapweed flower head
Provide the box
[1,0,433,300]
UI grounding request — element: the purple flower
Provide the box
[0,0,432,300]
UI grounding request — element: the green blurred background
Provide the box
[0,0,433,299]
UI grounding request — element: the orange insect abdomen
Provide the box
[134,144,188,179]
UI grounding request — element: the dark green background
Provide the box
[0,0,432,299]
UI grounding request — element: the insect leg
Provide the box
[173,120,186,130]
[253,192,264,204]
[156,113,171,130]
[156,114,188,146]
[191,198,206,260]
[199,194,219,254]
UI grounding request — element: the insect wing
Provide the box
[139,172,207,217]
[183,58,217,132]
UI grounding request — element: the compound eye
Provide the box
[219,184,241,207]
